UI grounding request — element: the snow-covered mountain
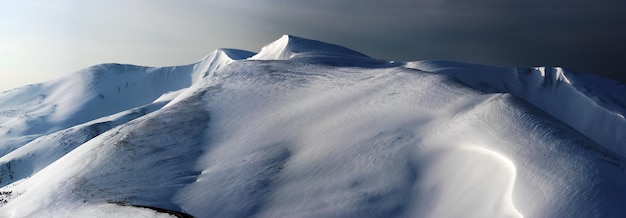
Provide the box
[0,35,624,217]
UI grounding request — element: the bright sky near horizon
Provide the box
[2,0,625,92]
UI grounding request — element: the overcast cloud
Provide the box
[1,0,625,91]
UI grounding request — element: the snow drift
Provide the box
[0,35,624,217]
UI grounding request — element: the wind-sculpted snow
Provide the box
[0,35,625,217]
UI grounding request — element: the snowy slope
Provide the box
[406,61,626,156]
[0,35,625,217]
[0,64,193,157]
[0,48,252,157]
[0,100,169,187]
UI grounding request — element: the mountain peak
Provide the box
[249,35,369,60]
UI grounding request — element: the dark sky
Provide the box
[250,0,626,82]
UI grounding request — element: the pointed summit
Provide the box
[249,35,369,60]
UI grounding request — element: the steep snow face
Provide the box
[249,35,394,67]
[250,35,368,60]
[406,61,626,157]
[1,35,625,217]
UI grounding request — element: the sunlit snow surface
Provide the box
[0,35,625,217]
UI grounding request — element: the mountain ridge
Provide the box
[0,35,624,217]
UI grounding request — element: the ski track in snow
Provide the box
[0,35,624,217]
